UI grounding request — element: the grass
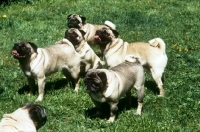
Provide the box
[0,0,200,131]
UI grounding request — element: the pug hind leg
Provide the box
[134,85,144,115]
[150,68,164,97]
[71,72,80,92]
[62,68,78,91]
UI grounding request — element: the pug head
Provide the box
[67,14,86,29]
[94,27,119,46]
[22,103,47,130]
[84,69,107,93]
[12,41,37,60]
[65,28,86,45]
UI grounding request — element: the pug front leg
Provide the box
[27,77,35,96]
[93,60,103,69]
[74,78,81,92]
[107,102,118,123]
[91,98,103,116]
[136,102,143,115]
[85,64,92,73]
[36,76,46,102]
[125,90,132,108]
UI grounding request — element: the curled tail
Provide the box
[148,38,166,54]
[104,20,116,30]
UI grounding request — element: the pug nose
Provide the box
[69,19,74,23]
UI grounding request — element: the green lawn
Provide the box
[0,0,200,131]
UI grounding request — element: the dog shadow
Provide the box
[0,0,32,5]
[0,89,4,94]
[145,80,159,95]
[85,96,138,120]
[18,78,69,95]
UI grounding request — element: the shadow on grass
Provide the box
[0,0,10,5]
[18,78,71,95]
[0,0,32,5]
[85,80,162,120]
[0,89,5,94]
[85,96,138,121]
[145,80,160,95]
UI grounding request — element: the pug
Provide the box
[84,55,145,123]
[12,39,82,101]
[94,23,168,97]
[0,103,47,132]
[65,28,104,71]
[67,14,116,46]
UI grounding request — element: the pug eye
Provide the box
[22,46,26,50]
[92,83,97,88]
[74,19,79,23]
[93,82,100,86]
[103,30,108,34]
[103,31,109,36]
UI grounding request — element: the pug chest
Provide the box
[20,64,34,77]
[24,70,32,77]
[90,92,107,103]
[23,69,38,78]
[22,66,41,78]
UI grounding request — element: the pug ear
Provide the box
[97,72,107,84]
[79,30,86,37]
[26,103,47,130]
[67,14,72,19]
[80,16,86,24]
[21,103,47,128]
[112,30,119,38]
[64,29,68,38]
[28,42,38,53]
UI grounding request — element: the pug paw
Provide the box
[35,96,43,102]
[106,117,115,123]
[158,94,164,97]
